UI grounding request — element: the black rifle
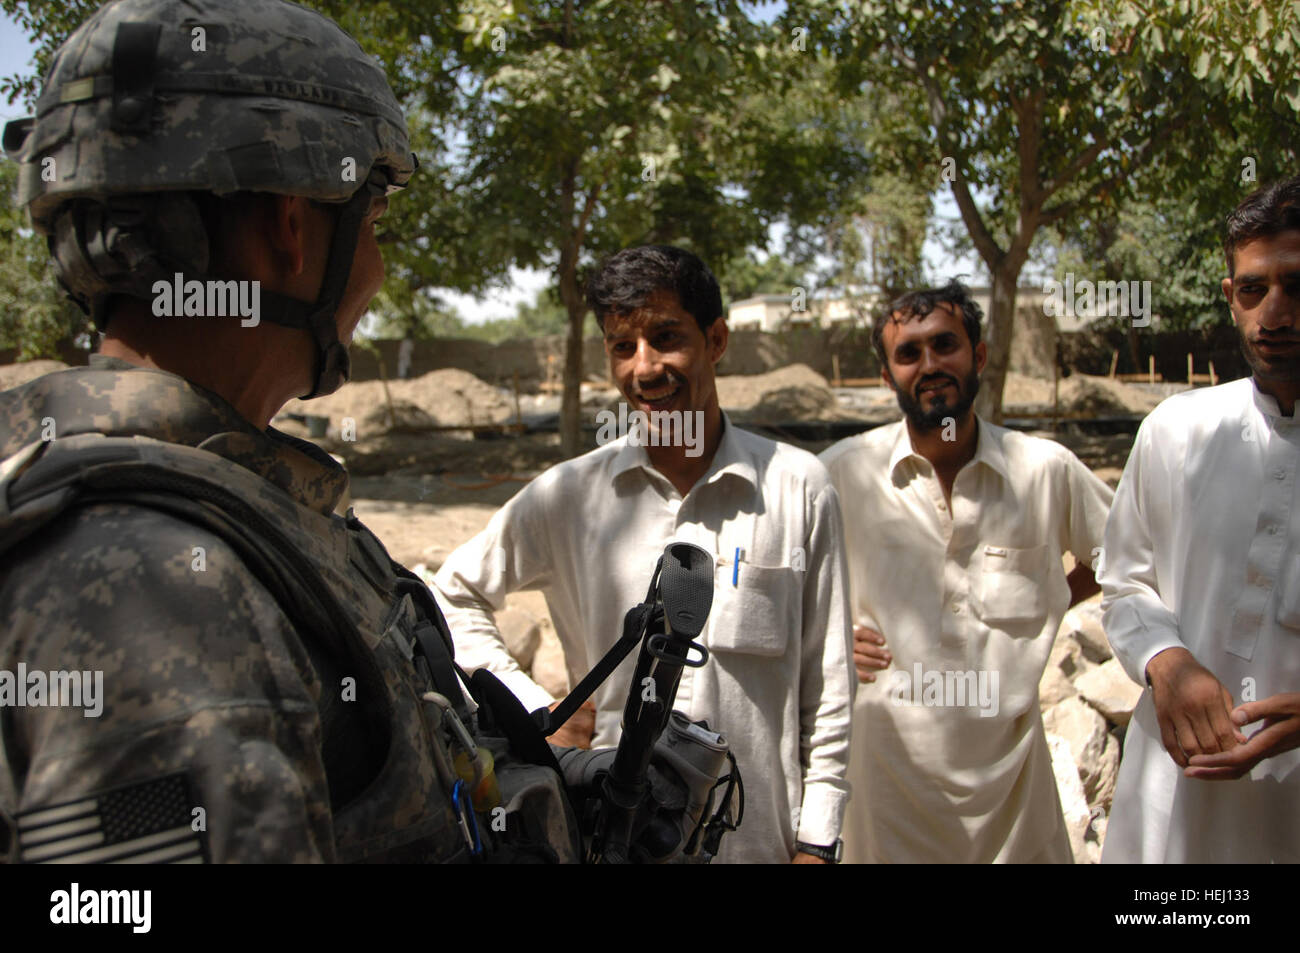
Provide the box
[534,541,717,863]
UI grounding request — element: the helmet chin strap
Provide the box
[257,185,375,399]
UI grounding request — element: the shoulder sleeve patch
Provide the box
[16,772,208,864]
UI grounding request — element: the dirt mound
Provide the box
[1001,372,1055,410]
[0,360,70,391]
[1059,375,1163,416]
[283,368,514,435]
[1002,372,1159,417]
[717,364,842,422]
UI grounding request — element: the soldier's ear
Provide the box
[262,195,315,277]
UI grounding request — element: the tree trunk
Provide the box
[558,241,585,458]
[975,265,1021,424]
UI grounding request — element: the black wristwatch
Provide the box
[795,838,843,863]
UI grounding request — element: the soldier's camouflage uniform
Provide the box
[0,356,476,862]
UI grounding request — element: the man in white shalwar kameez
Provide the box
[822,281,1114,863]
[434,246,854,864]
[1101,177,1300,864]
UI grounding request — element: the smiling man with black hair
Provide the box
[434,245,855,864]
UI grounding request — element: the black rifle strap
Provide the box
[392,575,469,721]
[538,602,655,736]
[701,749,744,858]
[536,558,663,736]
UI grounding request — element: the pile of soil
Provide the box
[717,364,847,422]
[0,360,69,390]
[282,368,515,434]
[1002,372,1161,417]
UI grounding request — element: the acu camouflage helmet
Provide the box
[2,0,418,399]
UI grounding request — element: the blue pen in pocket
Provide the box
[732,546,740,586]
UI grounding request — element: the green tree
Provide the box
[720,251,809,304]
[451,1,868,455]
[0,158,86,360]
[366,286,465,340]
[796,0,1300,420]
[513,284,571,338]
[2,0,870,443]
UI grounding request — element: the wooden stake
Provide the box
[1052,356,1060,432]
[1187,353,1194,390]
[1108,349,1119,379]
[831,354,842,387]
[1209,360,1218,386]
[512,371,523,428]
[1148,354,1156,385]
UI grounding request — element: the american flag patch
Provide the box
[17,773,208,864]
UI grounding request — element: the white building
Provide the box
[727,286,1089,333]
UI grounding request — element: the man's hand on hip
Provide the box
[1184,692,1300,780]
[548,699,596,749]
[792,851,828,864]
[853,625,891,683]
[1145,647,1247,769]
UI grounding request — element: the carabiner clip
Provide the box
[423,691,483,792]
[451,780,482,857]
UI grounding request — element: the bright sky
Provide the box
[0,6,988,327]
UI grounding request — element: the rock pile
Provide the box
[282,368,515,435]
[1040,597,1143,863]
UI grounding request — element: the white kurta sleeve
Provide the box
[1064,448,1115,568]
[432,487,558,713]
[794,480,855,848]
[1099,417,1186,686]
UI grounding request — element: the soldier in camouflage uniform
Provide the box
[0,0,588,863]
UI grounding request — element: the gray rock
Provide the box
[1039,634,1082,709]
[1046,731,1093,864]
[1075,657,1144,727]
[1044,695,1108,777]
[1085,731,1121,811]
[495,606,542,673]
[1070,601,1113,664]
[530,625,570,699]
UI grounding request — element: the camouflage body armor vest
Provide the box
[0,362,580,863]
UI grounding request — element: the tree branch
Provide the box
[911,61,1004,270]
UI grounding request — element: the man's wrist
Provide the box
[795,838,843,863]
[1144,645,1190,687]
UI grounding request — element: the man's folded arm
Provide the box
[1098,422,1186,686]
[431,495,557,712]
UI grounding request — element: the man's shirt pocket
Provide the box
[975,543,1049,626]
[705,552,799,657]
